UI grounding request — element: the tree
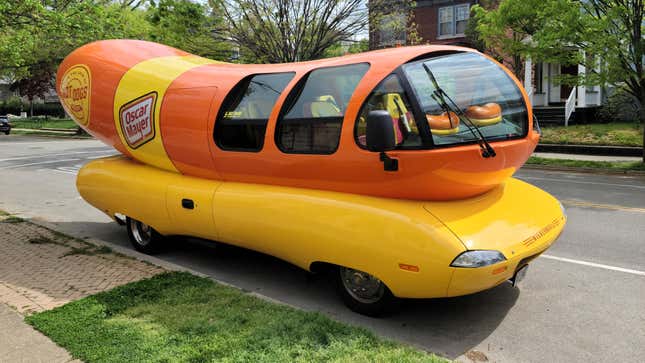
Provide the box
[368,0,421,50]
[473,0,645,161]
[470,0,550,78]
[576,0,644,161]
[9,62,55,117]
[146,0,232,61]
[215,0,367,63]
[0,0,152,100]
[323,39,369,58]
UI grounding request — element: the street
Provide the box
[1,135,644,362]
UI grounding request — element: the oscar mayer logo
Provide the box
[119,92,157,149]
[60,64,91,126]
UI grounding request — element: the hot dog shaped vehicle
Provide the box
[59,40,565,315]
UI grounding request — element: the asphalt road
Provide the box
[1,135,644,362]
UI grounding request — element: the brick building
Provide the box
[370,0,478,49]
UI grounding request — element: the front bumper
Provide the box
[445,215,565,297]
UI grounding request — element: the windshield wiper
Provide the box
[422,64,496,158]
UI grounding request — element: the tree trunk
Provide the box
[640,89,645,163]
[638,98,645,163]
[641,104,645,163]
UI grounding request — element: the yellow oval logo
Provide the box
[60,64,91,126]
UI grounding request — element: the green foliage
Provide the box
[368,0,421,49]
[0,1,152,80]
[472,0,644,106]
[597,87,642,123]
[473,0,644,160]
[323,39,369,58]
[0,0,231,104]
[146,0,232,60]
[27,272,447,363]
[0,100,65,118]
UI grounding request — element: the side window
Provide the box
[276,63,369,154]
[215,72,294,151]
[356,74,421,149]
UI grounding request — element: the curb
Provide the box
[9,131,92,140]
[25,218,296,309]
[536,143,642,157]
[12,128,76,135]
[27,218,209,278]
[522,163,645,175]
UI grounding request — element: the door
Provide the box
[166,178,221,240]
[560,64,578,101]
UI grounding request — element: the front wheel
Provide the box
[4,131,9,135]
[336,266,396,317]
[126,217,164,254]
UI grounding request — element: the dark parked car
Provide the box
[0,116,11,135]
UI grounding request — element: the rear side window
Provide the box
[276,63,369,154]
[215,72,294,151]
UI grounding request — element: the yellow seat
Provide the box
[311,95,341,117]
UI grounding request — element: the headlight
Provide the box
[450,250,506,268]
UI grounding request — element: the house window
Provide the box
[438,7,454,37]
[438,4,470,38]
[214,72,294,151]
[276,63,369,154]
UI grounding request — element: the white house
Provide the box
[523,54,604,125]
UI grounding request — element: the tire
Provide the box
[336,266,397,317]
[126,217,164,254]
[4,131,9,135]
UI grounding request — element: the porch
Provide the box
[524,59,603,125]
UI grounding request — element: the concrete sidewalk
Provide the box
[0,214,164,362]
[0,304,79,363]
[532,151,642,162]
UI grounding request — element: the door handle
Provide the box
[181,198,194,209]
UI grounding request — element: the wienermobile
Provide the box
[59,40,566,315]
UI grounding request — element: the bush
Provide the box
[597,87,641,123]
[0,97,66,118]
[0,96,23,115]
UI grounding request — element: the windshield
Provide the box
[402,52,528,146]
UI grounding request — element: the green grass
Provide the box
[10,118,77,130]
[27,272,446,363]
[527,156,645,172]
[1,215,24,223]
[540,122,643,147]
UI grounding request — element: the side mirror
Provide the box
[365,110,398,172]
[366,110,396,152]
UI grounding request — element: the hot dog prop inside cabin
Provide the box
[57,40,539,201]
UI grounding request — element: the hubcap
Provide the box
[340,267,385,304]
[130,219,152,246]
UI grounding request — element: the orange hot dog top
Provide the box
[57,40,538,200]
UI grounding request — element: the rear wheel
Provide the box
[126,217,164,254]
[336,266,396,317]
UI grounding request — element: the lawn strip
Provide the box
[10,118,77,130]
[27,272,447,363]
[540,122,643,147]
